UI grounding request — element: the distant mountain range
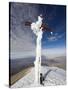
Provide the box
[10,55,66,76]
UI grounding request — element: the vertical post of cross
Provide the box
[34,26,43,84]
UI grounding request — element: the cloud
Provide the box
[47,33,64,41]
[10,51,36,59]
[42,47,66,59]
[10,3,39,59]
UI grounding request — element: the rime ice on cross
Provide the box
[31,15,43,84]
[25,14,53,84]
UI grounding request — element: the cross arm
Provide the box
[41,23,53,32]
[25,21,32,26]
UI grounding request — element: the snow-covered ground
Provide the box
[11,66,66,88]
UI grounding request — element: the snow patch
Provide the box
[11,66,66,88]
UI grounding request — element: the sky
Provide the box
[10,2,66,59]
[38,4,66,49]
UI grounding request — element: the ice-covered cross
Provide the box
[31,15,43,83]
[25,14,53,84]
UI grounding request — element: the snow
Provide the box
[11,66,66,88]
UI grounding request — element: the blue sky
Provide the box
[38,4,66,49]
[10,2,66,59]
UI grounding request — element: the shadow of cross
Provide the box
[44,69,52,80]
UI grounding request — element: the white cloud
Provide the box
[10,3,38,58]
[42,47,66,59]
[47,33,64,41]
[10,51,36,59]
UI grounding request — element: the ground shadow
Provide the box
[44,69,52,80]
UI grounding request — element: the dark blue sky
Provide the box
[38,4,66,49]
